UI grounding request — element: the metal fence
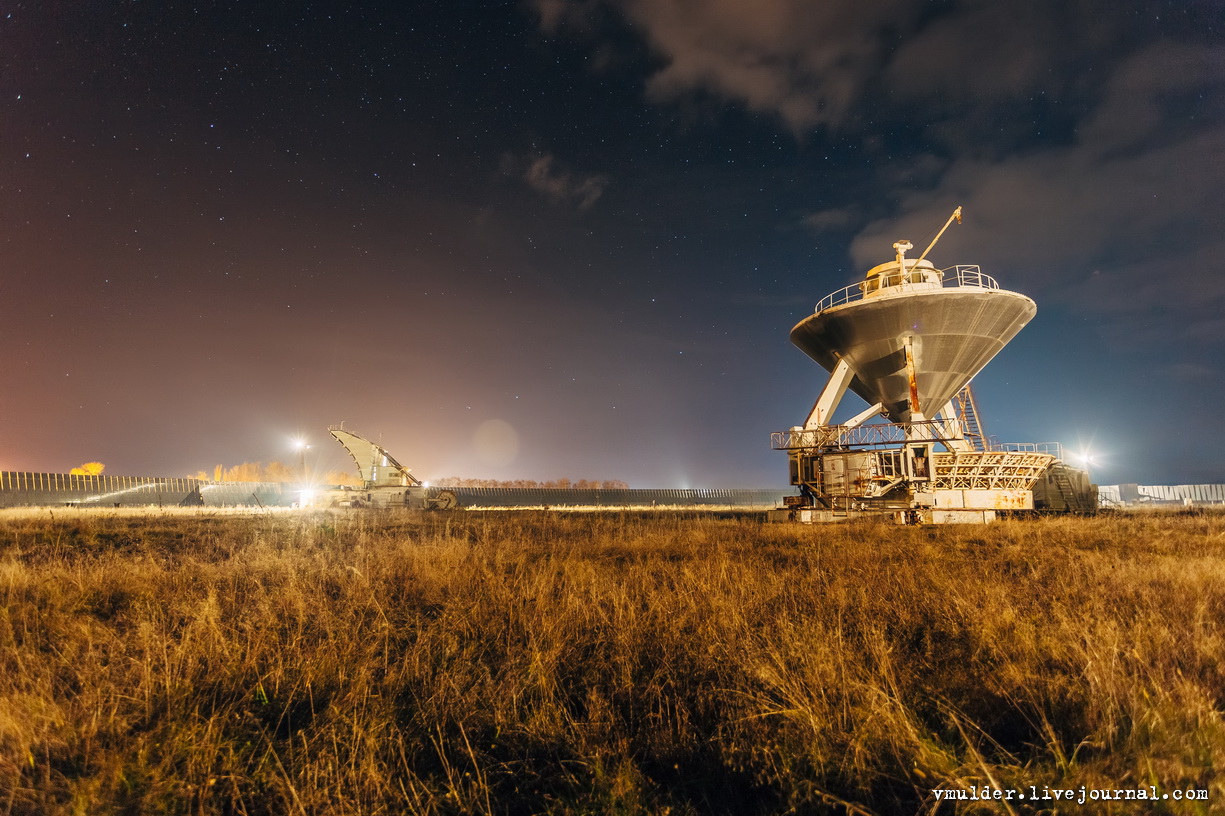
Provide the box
[0,472,293,508]
[0,473,790,510]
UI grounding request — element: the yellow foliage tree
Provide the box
[195,460,332,484]
[70,462,105,476]
[264,461,298,484]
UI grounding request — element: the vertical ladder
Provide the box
[953,384,987,452]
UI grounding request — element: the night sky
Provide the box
[3,0,1223,487]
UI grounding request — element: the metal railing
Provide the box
[773,424,1069,462]
[812,265,1000,314]
[772,418,967,450]
[995,441,1064,459]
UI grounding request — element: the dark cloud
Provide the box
[884,3,1114,108]
[851,42,1225,346]
[534,0,919,132]
[535,0,1221,141]
[1165,361,1218,383]
[532,0,603,33]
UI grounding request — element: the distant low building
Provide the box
[1098,484,1225,507]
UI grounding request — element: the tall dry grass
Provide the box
[0,508,1222,814]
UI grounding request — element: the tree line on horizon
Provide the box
[192,464,628,490]
[431,477,630,489]
[192,462,360,486]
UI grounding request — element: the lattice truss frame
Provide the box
[771,419,962,451]
[932,451,1054,490]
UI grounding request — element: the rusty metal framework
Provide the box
[932,451,1054,490]
[772,418,964,451]
[773,416,1055,499]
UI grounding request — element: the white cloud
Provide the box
[802,207,855,232]
[521,154,610,210]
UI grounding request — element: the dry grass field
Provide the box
[0,507,1222,814]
